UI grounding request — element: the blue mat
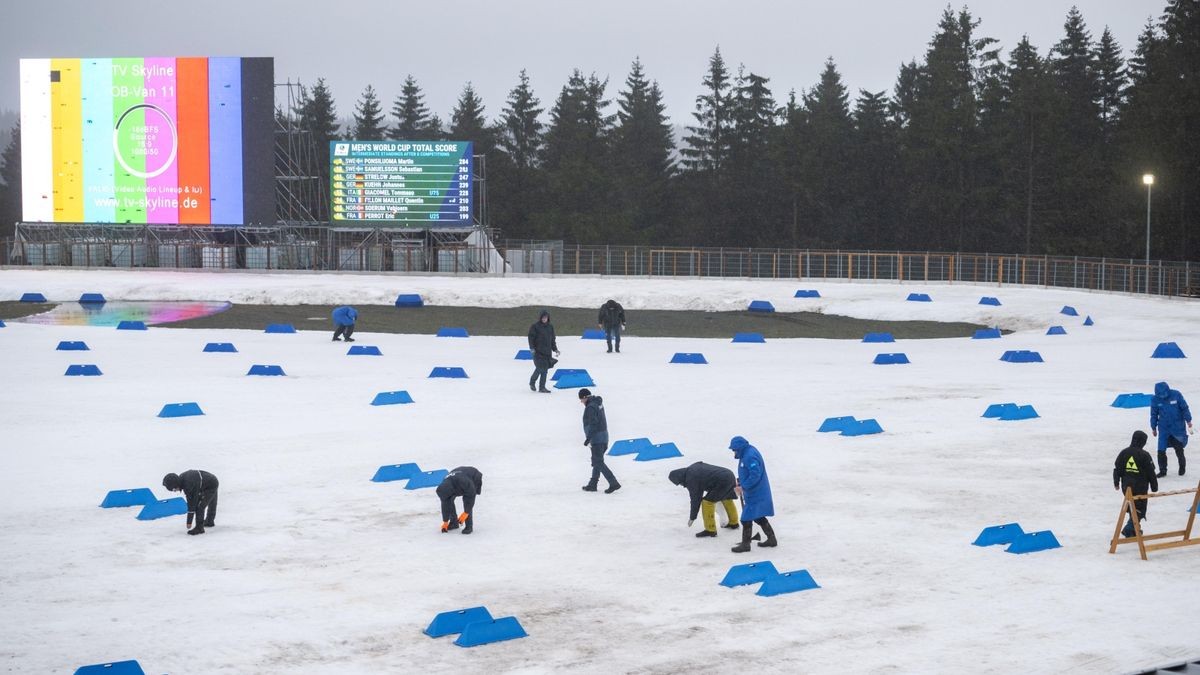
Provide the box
[1000,350,1043,363]
[437,327,469,338]
[1046,325,1067,335]
[116,320,147,330]
[514,349,532,360]
[1111,393,1153,409]
[582,328,606,339]
[551,369,589,381]
[794,290,821,298]
[372,463,422,482]
[79,293,106,304]
[395,293,424,307]
[732,332,766,343]
[57,340,90,351]
[862,332,894,343]
[972,328,1002,339]
[158,402,203,418]
[0,320,4,327]
[748,300,775,312]
[429,367,468,378]
[635,442,682,461]
[757,569,820,597]
[719,561,779,588]
[1083,316,1094,326]
[425,606,494,637]
[906,293,932,302]
[978,296,1001,306]
[670,353,708,364]
[454,616,528,648]
[554,372,595,388]
[65,364,102,376]
[609,438,654,456]
[841,419,883,436]
[1060,305,1078,316]
[247,364,286,376]
[136,497,187,520]
[264,324,296,333]
[348,345,382,355]
[998,405,1039,421]
[203,342,237,353]
[873,352,910,365]
[972,523,1024,546]
[371,390,414,406]
[74,660,145,675]
[1151,342,1186,359]
[982,403,1018,418]
[20,292,47,303]
[100,488,157,508]
[1005,530,1062,554]
[405,470,449,490]
[818,416,856,433]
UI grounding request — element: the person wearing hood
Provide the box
[729,436,776,552]
[162,470,219,535]
[597,299,626,353]
[579,388,620,493]
[1150,381,1193,477]
[332,305,358,342]
[437,466,482,535]
[527,310,560,393]
[1113,431,1159,537]
[668,462,741,538]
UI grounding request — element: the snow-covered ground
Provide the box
[1,269,1198,674]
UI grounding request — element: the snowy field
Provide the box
[1,268,1199,674]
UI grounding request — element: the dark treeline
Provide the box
[1,3,1197,260]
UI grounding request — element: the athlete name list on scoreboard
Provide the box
[330,141,473,224]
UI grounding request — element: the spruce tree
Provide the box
[498,70,544,171]
[389,75,431,140]
[450,82,495,155]
[351,85,386,140]
[1094,27,1127,142]
[491,69,545,238]
[613,58,676,240]
[538,70,615,242]
[681,47,733,174]
[0,122,21,238]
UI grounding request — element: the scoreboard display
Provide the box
[330,141,473,226]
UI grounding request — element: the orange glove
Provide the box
[458,512,470,524]
[441,521,450,533]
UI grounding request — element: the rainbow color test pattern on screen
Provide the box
[19,57,273,226]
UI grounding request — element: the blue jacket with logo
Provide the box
[730,436,774,521]
[1150,381,1191,450]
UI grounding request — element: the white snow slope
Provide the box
[1,269,1198,674]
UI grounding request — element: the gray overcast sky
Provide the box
[1,0,1160,127]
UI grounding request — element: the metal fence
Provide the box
[3,226,1197,298]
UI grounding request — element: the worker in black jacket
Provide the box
[527,310,560,393]
[437,466,483,535]
[668,462,741,537]
[580,388,620,493]
[162,470,219,535]
[1113,430,1159,537]
[597,299,626,353]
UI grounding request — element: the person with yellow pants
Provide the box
[668,462,741,538]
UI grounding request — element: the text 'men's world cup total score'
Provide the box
[330,141,473,227]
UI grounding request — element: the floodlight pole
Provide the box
[1143,173,1154,266]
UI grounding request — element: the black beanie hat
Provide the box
[578,388,592,399]
[162,473,181,491]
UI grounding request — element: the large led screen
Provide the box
[19,57,274,226]
[331,141,474,226]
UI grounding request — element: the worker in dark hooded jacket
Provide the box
[162,470,219,535]
[527,310,559,393]
[1113,430,1159,537]
[729,436,776,552]
[668,462,741,537]
[437,466,482,535]
[597,299,626,353]
[580,388,620,493]
[1150,381,1193,477]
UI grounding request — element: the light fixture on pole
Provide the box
[1143,173,1154,265]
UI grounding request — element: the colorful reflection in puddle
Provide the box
[16,301,233,327]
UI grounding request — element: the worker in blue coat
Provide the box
[729,435,777,552]
[332,305,358,342]
[1150,381,1193,477]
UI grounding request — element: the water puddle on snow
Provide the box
[14,300,232,326]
